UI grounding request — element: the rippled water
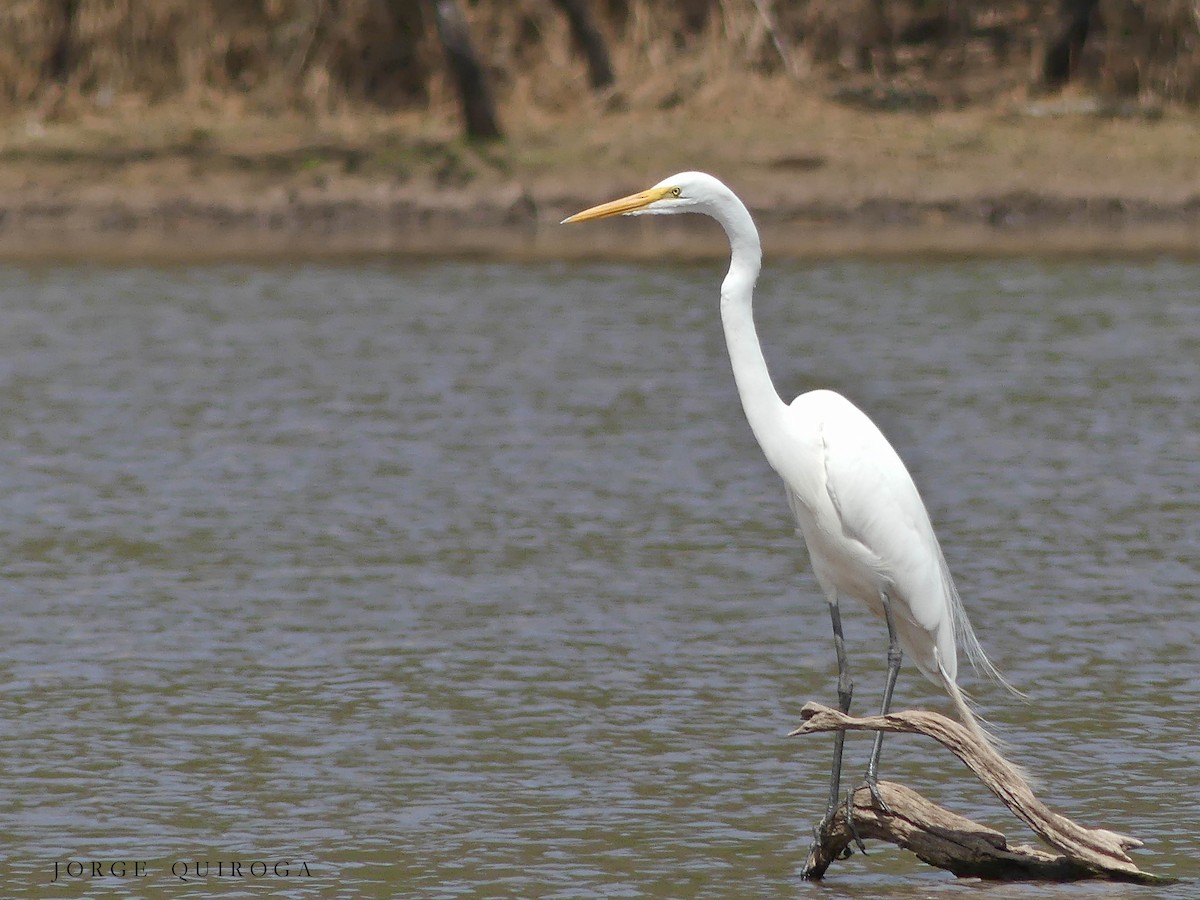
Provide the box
[0,258,1197,896]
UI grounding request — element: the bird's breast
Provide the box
[787,484,888,608]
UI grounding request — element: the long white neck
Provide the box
[712,193,788,462]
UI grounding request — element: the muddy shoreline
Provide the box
[3,92,1198,264]
[1,180,1197,263]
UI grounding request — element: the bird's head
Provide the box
[561,171,726,223]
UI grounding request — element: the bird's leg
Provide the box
[863,591,902,812]
[821,601,853,825]
[806,600,857,876]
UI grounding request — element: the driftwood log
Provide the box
[791,702,1169,883]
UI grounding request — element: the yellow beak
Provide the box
[561,186,674,224]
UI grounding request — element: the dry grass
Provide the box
[0,2,1195,260]
[2,1,1198,116]
[1,72,1195,211]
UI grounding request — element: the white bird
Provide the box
[563,172,1016,852]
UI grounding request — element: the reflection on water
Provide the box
[0,259,1197,896]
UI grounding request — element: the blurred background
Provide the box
[4,1,1200,126]
[0,0,1196,257]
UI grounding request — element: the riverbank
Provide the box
[1,87,1197,262]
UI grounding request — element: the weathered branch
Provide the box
[790,703,1168,883]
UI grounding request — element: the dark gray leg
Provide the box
[806,598,865,876]
[821,601,853,822]
[864,591,902,810]
[825,602,854,820]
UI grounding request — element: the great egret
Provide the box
[563,172,1016,854]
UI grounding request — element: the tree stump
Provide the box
[791,702,1170,883]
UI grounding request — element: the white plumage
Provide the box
[564,170,1015,840]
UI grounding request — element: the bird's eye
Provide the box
[671,187,682,197]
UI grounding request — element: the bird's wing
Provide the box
[786,390,952,638]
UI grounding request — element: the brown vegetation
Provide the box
[3,1,1199,118]
[0,2,1196,259]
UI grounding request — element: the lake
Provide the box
[0,257,1197,896]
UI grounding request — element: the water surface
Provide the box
[0,259,1197,896]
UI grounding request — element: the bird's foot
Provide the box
[863,773,891,814]
[843,790,867,855]
[802,797,861,879]
[802,820,845,879]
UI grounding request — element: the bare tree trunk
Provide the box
[790,703,1170,883]
[750,0,801,80]
[1039,0,1100,89]
[429,0,502,141]
[44,0,79,84]
[550,0,615,91]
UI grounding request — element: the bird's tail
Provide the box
[937,655,993,746]
[935,651,1029,784]
[933,554,1030,779]
[939,550,1025,700]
